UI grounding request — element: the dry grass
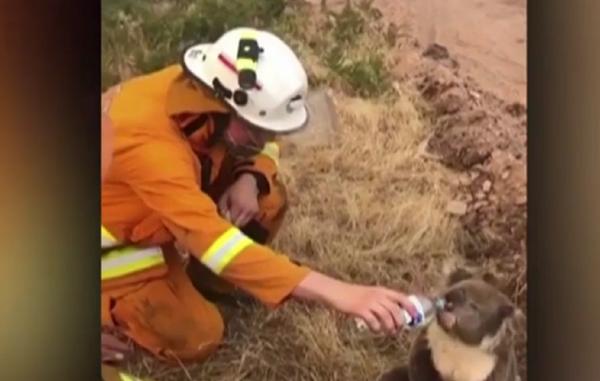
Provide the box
[277,93,461,286]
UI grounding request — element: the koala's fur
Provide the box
[379,269,521,381]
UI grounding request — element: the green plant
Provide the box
[102,0,393,97]
[327,51,390,97]
[101,0,286,89]
[331,2,366,45]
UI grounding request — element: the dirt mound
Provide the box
[414,49,527,259]
[373,0,528,308]
[410,44,528,379]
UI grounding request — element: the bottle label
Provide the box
[405,295,426,327]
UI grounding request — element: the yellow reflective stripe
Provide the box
[241,28,257,38]
[236,57,255,71]
[101,246,165,280]
[240,28,258,45]
[119,372,144,381]
[101,225,116,241]
[201,227,254,274]
[260,142,280,167]
[101,225,118,248]
[214,235,253,274]
[237,29,258,71]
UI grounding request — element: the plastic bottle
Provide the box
[354,294,446,331]
[401,295,446,329]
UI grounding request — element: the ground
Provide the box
[102,1,527,380]
[380,0,527,104]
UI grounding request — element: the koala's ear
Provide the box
[498,304,515,320]
[447,268,473,286]
[498,302,526,330]
[482,272,513,295]
[482,272,502,288]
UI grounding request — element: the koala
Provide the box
[380,269,521,381]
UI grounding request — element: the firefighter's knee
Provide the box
[109,277,226,364]
[172,303,225,362]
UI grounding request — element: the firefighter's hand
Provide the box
[292,271,419,335]
[101,330,132,363]
[335,284,418,335]
[219,173,260,227]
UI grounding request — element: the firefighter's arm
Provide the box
[122,142,310,307]
[232,140,280,196]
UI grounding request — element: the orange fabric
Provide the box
[102,246,224,363]
[186,143,289,294]
[101,64,310,308]
[101,163,289,362]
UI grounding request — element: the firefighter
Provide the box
[101,27,417,364]
[102,88,149,381]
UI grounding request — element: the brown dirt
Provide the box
[320,0,526,105]
[376,0,527,105]
[376,0,529,377]
[380,0,528,299]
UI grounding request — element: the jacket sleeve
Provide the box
[120,141,310,308]
[232,140,280,196]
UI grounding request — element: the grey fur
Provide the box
[379,270,519,381]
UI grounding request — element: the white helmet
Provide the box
[182,27,309,133]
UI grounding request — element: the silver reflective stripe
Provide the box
[202,229,248,272]
[101,235,116,248]
[101,247,163,273]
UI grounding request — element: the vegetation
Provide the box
[102,0,396,97]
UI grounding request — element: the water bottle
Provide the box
[354,294,446,331]
[402,295,446,328]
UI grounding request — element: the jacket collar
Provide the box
[165,72,229,124]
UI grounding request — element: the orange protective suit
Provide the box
[101,86,117,180]
[101,65,310,363]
